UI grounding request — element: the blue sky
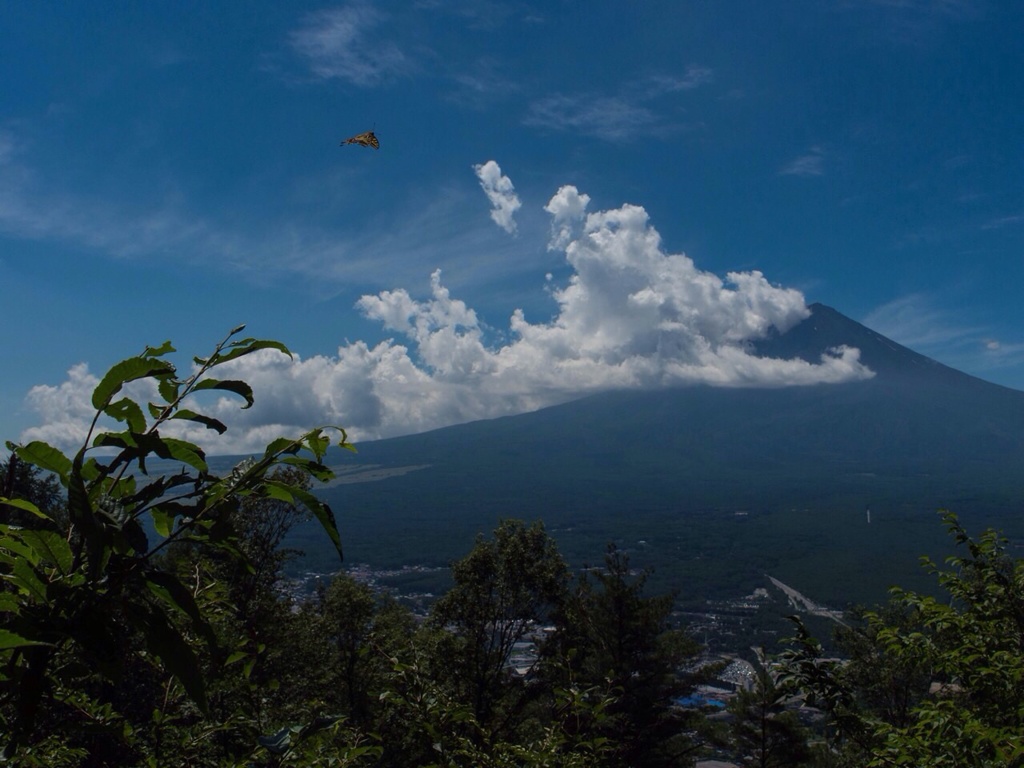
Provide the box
[3,1,1024,454]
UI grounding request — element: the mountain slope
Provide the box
[295,304,1024,608]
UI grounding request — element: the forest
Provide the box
[3,331,1024,767]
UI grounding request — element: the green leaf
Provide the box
[16,529,74,575]
[105,397,147,432]
[151,507,174,538]
[10,557,49,603]
[0,629,50,650]
[79,457,104,482]
[160,438,208,472]
[170,409,227,434]
[258,726,294,755]
[133,603,208,713]
[0,532,40,566]
[263,437,298,457]
[265,480,342,560]
[92,432,208,473]
[144,570,217,648]
[157,376,179,404]
[13,441,72,484]
[143,340,175,357]
[69,450,106,582]
[0,593,19,614]
[279,457,334,482]
[216,338,292,365]
[0,498,49,520]
[192,378,255,409]
[92,356,175,410]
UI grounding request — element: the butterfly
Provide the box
[340,130,379,149]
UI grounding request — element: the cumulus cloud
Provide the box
[289,6,410,86]
[20,364,100,450]
[473,161,521,234]
[21,185,873,455]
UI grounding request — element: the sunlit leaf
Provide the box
[151,507,174,538]
[161,437,208,472]
[105,397,147,432]
[0,629,50,650]
[157,376,179,404]
[92,356,175,410]
[143,340,175,357]
[13,441,72,484]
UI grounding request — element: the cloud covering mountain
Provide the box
[21,173,872,455]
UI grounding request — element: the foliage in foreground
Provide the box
[780,511,1024,767]
[0,329,351,765]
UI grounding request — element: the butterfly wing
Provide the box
[341,131,379,149]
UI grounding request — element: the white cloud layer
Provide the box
[21,186,873,456]
[473,160,521,234]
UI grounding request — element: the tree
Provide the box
[0,328,351,764]
[307,572,399,725]
[547,545,704,768]
[779,512,1024,767]
[0,454,63,526]
[727,649,811,768]
[429,519,570,739]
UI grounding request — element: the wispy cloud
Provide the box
[288,6,412,86]
[860,293,1024,377]
[979,338,1024,370]
[981,212,1024,231]
[525,65,714,142]
[23,183,872,454]
[446,59,521,108]
[641,66,714,97]
[839,0,983,46]
[863,293,982,349]
[473,160,521,235]
[0,136,536,298]
[525,94,660,141]
[780,146,825,177]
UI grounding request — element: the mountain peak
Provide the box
[759,303,972,386]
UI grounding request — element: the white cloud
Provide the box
[780,147,825,177]
[473,160,521,234]
[20,364,100,451]
[289,6,411,86]
[544,185,590,251]
[22,185,873,456]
